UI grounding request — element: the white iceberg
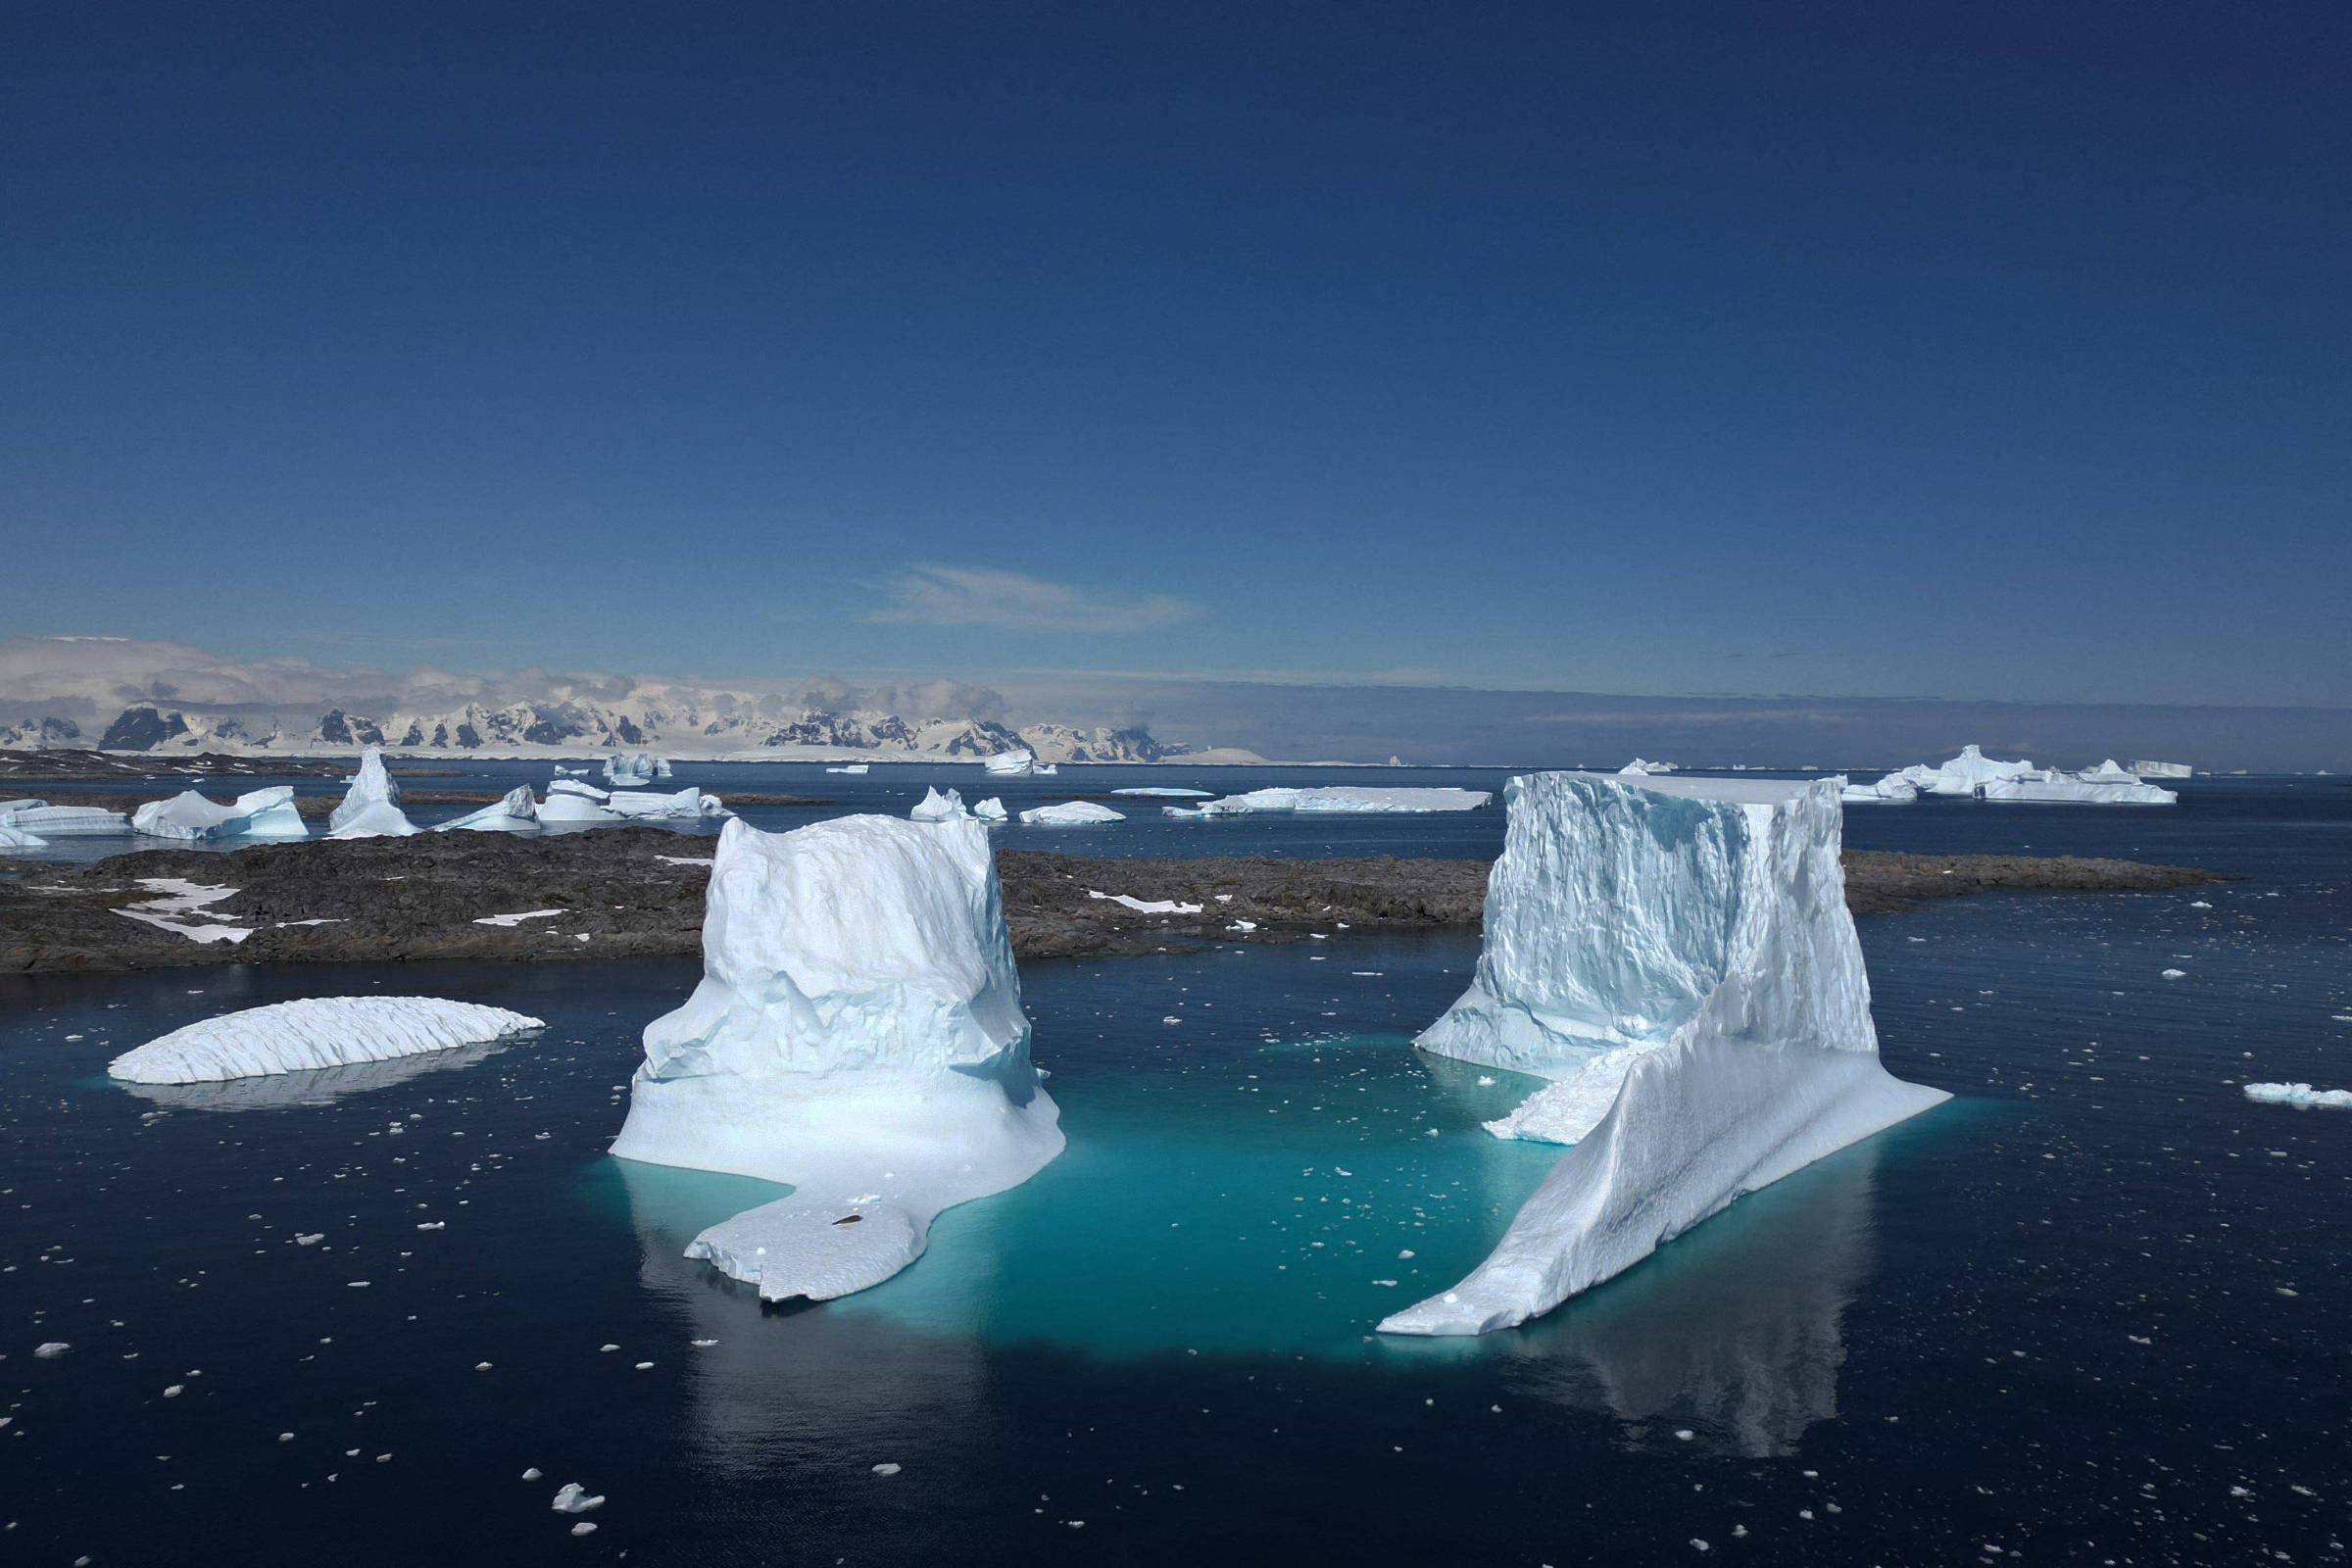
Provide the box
[550,778,612,800]
[603,753,668,785]
[2130,760,2192,779]
[971,796,1008,822]
[1018,800,1124,825]
[1838,773,1919,805]
[108,997,544,1084]
[982,749,1034,776]
[1165,786,1491,818]
[1031,763,1057,776]
[537,790,621,824]
[327,747,416,837]
[1981,771,2176,805]
[909,787,971,822]
[1899,745,2043,798]
[2243,1082,2352,1109]
[1110,787,1212,798]
[131,786,310,841]
[0,803,132,836]
[1379,773,1947,1338]
[433,785,540,833]
[607,787,723,820]
[825,763,870,775]
[1617,759,1677,775]
[609,814,1062,1302]
[0,823,47,849]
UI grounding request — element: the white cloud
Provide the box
[865,564,1198,634]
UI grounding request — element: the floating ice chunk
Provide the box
[536,790,621,824]
[108,997,543,1084]
[1031,762,1057,775]
[909,787,971,822]
[603,753,665,785]
[1019,801,1124,826]
[1981,770,2177,805]
[326,746,414,836]
[2161,968,2186,979]
[971,796,1008,822]
[0,823,46,849]
[2243,1082,2352,1109]
[610,814,1062,1302]
[1088,890,1203,915]
[1168,787,1490,817]
[1,803,131,836]
[1897,744,2046,799]
[433,786,540,833]
[549,779,611,801]
[1616,759,1677,775]
[1380,773,1948,1337]
[825,762,870,774]
[1227,920,1256,932]
[1838,773,1919,805]
[982,749,1034,776]
[551,1482,604,1513]
[606,786,719,819]
[2130,760,2192,779]
[1110,786,1212,798]
[131,786,309,841]
[34,1341,71,1357]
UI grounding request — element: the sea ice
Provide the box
[2243,1082,2352,1109]
[983,749,1035,776]
[609,814,1062,1301]
[909,787,971,821]
[108,997,543,1084]
[327,748,416,837]
[131,786,309,841]
[432,785,540,833]
[971,796,1008,822]
[1164,786,1490,817]
[1379,772,1948,1337]
[1019,801,1125,825]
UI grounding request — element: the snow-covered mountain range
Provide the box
[0,636,1255,763]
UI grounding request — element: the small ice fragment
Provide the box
[164,1384,184,1397]
[475,1361,493,1370]
[571,1522,598,1536]
[873,1463,902,1476]
[35,1341,71,1357]
[2162,968,2186,979]
[522,1467,543,1481]
[296,1233,324,1246]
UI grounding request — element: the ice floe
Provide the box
[108,997,543,1084]
[433,785,540,833]
[131,786,309,840]
[609,813,1062,1302]
[1379,772,1948,1337]
[2243,1082,2352,1109]
[1019,801,1125,825]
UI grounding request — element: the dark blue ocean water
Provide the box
[2,777,2348,1564]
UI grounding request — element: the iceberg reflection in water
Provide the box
[114,1041,514,1112]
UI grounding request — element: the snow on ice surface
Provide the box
[982,749,1034,775]
[327,745,405,834]
[112,878,252,944]
[108,997,543,1083]
[971,797,1008,822]
[549,778,611,800]
[537,791,620,823]
[433,785,539,832]
[2243,1082,2352,1109]
[0,803,130,835]
[1019,801,1125,826]
[1166,787,1491,817]
[610,814,1062,1302]
[1087,890,1204,915]
[130,786,308,840]
[1380,772,1947,1337]
[909,787,971,822]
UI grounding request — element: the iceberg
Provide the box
[971,796,1008,822]
[1838,773,1919,805]
[0,823,47,850]
[2130,760,2192,779]
[1165,786,1492,818]
[608,814,1062,1301]
[909,787,971,822]
[825,763,870,775]
[1981,771,2176,805]
[1018,800,1125,825]
[607,786,724,819]
[1031,762,1058,776]
[1617,759,1677,775]
[549,778,611,800]
[433,785,541,833]
[131,786,310,841]
[328,747,416,837]
[108,997,544,1084]
[1902,745,2043,798]
[537,790,621,824]
[0,803,132,836]
[1379,773,1947,1337]
[2243,1082,2352,1109]
[982,749,1034,776]
[603,753,669,785]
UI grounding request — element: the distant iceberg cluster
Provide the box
[108,997,543,1084]
[1845,746,2178,806]
[1162,786,1492,817]
[1379,772,1948,1338]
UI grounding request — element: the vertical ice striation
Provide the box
[609,813,1062,1302]
[1380,773,1946,1337]
[327,746,416,837]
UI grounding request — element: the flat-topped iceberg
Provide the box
[1982,771,2176,806]
[1019,800,1124,825]
[1165,786,1491,817]
[1379,772,1947,1338]
[327,747,416,837]
[609,813,1062,1302]
[434,785,540,832]
[607,786,726,819]
[1110,786,1212,798]
[108,997,544,1084]
[825,762,870,774]
[982,749,1034,776]
[909,786,971,821]
[0,803,132,836]
[131,786,309,841]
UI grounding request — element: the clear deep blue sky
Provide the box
[5,2,2346,707]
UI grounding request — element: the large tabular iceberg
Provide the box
[2130,760,2192,779]
[131,786,309,841]
[1019,800,1124,826]
[1982,770,2176,805]
[107,997,544,1084]
[0,802,132,836]
[1379,773,1947,1338]
[982,749,1035,776]
[609,814,1062,1302]
[327,747,417,838]
[433,785,540,833]
[1164,786,1491,817]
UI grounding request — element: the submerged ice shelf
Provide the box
[108,997,544,1083]
[1379,772,1947,1337]
[610,813,1063,1302]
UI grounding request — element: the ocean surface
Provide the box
[3,770,2348,1563]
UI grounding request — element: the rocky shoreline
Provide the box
[0,830,2232,975]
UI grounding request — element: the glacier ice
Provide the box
[131,786,310,841]
[2243,1082,2352,1109]
[982,749,1035,776]
[971,796,1008,822]
[1018,800,1125,825]
[109,997,543,1084]
[433,785,540,832]
[0,802,132,836]
[1378,772,1947,1337]
[609,813,1062,1302]
[1164,786,1491,818]
[328,747,416,837]
[909,786,971,822]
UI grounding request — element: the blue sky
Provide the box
[5,2,2347,709]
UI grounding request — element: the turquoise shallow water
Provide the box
[1,781,2347,1564]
